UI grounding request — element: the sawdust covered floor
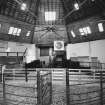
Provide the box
[52,83,103,105]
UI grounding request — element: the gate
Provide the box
[37,69,52,105]
[0,68,52,105]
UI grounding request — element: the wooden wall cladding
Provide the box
[67,16,105,43]
[0,15,34,43]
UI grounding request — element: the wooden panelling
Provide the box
[0,15,34,43]
[67,16,105,43]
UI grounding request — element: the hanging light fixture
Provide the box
[74,2,79,10]
[21,3,27,11]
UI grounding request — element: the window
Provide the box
[98,23,104,32]
[17,29,21,36]
[71,30,76,37]
[8,27,14,34]
[13,28,18,35]
[45,11,56,21]
[79,28,84,35]
[79,26,91,35]
[40,47,49,56]
[26,31,31,36]
[8,27,21,36]
[86,27,91,34]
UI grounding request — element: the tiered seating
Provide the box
[0,56,23,65]
[25,60,41,68]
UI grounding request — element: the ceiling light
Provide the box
[21,3,27,11]
[45,11,56,21]
[74,3,79,10]
[98,23,104,32]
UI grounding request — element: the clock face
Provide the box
[55,42,63,49]
[54,41,64,51]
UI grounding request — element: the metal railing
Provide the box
[1,64,105,105]
[79,62,105,69]
[66,68,105,105]
[0,68,52,105]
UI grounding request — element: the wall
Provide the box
[36,47,54,65]
[66,39,105,63]
[67,16,105,43]
[0,40,38,64]
[0,40,31,53]
[33,25,67,45]
[0,40,37,64]
[25,44,37,63]
[0,15,34,43]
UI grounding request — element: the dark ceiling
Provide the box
[0,0,105,45]
[64,0,105,24]
[0,0,105,25]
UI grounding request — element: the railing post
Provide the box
[66,68,70,105]
[3,74,6,105]
[25,67,28,82]
[49,70,52,104]
[37,70,40,105]
[100,69,103,105]
[93,69,95,80]
[37,70,43,105]
[40,76,43,105]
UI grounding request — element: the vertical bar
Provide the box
[13,69,15,81]
[25,67,28,82]
[49,70,52,104]
[3,74,6,105]
[17,52,19,64]
[100,69,103,105]
[66,68,70,105]
[93,69,95,80]
[37,70,42,105]
[2,65,5,83]
[40,76,43,105]
[7,52,8,56]
[37,70,40,105]
[1,65,3,83]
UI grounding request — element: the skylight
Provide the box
[45,11,56,21]
[98,23,104,32]
[71,30,76,37]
